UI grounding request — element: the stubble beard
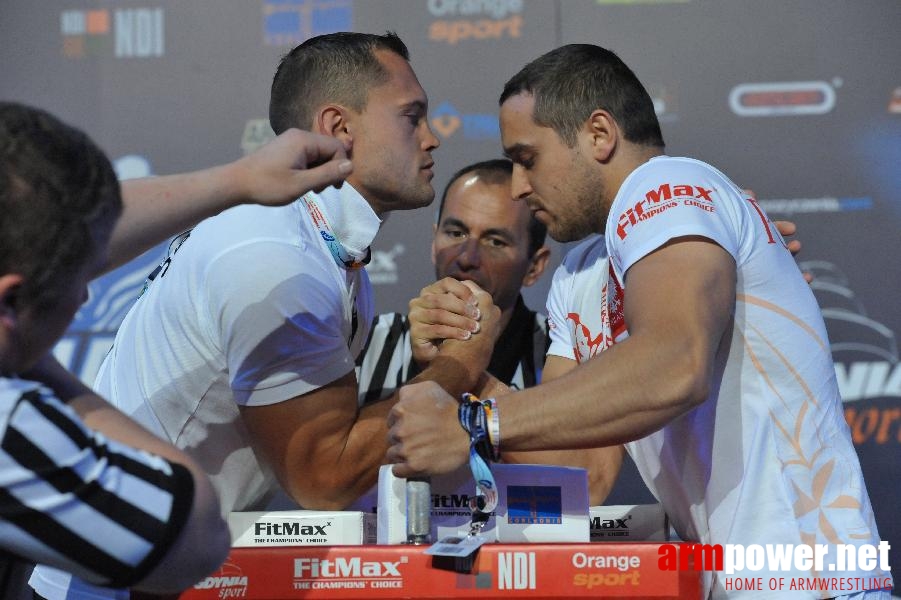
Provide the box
[547,178,608,243]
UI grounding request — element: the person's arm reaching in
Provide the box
[103,129,352,274]
[17,355,229,594]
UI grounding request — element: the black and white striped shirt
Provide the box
[356,296,549,404]
[0,376,193,588]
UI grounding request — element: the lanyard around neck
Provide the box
[301,193,370,270]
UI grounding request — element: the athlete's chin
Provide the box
[547,221,590,244]
[392,187,435,211]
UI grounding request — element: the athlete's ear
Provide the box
[316,105,354,148]
[0,274,24,330]
[582,109,618,163]
[522,246,550,287]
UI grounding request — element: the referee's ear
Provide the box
[0,273,24,329]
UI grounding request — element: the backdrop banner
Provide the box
[3,0,897,580]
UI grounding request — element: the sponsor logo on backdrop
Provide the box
[797,260,901,445]
[430,102,499,141]
[367,244,404,285]
[729,80,839,117]
[427,0,524,45]
[648,84,679,123]
[194,560,249,596]
[60,7,164,59]
[889,86,901,114]
[293,555,408,590]
[263,0,352,47]
[758,196,873,214]
[113,154,153,180]
[242,118,277,155]
[432,492,473,515]
[596,0,690,4]
[53,156,161,385]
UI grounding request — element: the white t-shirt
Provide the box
[31,184,378,600]
[547,156,890,598]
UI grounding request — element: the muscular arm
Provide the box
[102,129,351,274]
[389,238,735,474]
[494,355,625,505]
[503,238,735,449]
[239,294,500,510]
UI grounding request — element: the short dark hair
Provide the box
[437,159,547,258]
[269,31,410,134]
[0,102,121,308]
[500,44,664,148]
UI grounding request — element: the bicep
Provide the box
[238,371,359,502]
[623,237,736,356]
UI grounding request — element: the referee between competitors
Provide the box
[0,102,353,597]
[357,159,550,403]
[387,44,891,598]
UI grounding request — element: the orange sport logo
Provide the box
[427,0,524,45]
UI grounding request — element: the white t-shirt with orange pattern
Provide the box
[547,156,890,598]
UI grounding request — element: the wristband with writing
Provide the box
[459,393,498,515]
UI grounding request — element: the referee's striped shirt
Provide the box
[0,376,193,588]
[356,295,549,404]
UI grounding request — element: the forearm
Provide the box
[412,352,491,399]
[298,355,490,509]
[25,358,229,591]
[300,399,394,510]
[85,392,231,594]
[472,375,624,505]
[105,129,352,275]
[498,331,709,452]
[107,165,243,273]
